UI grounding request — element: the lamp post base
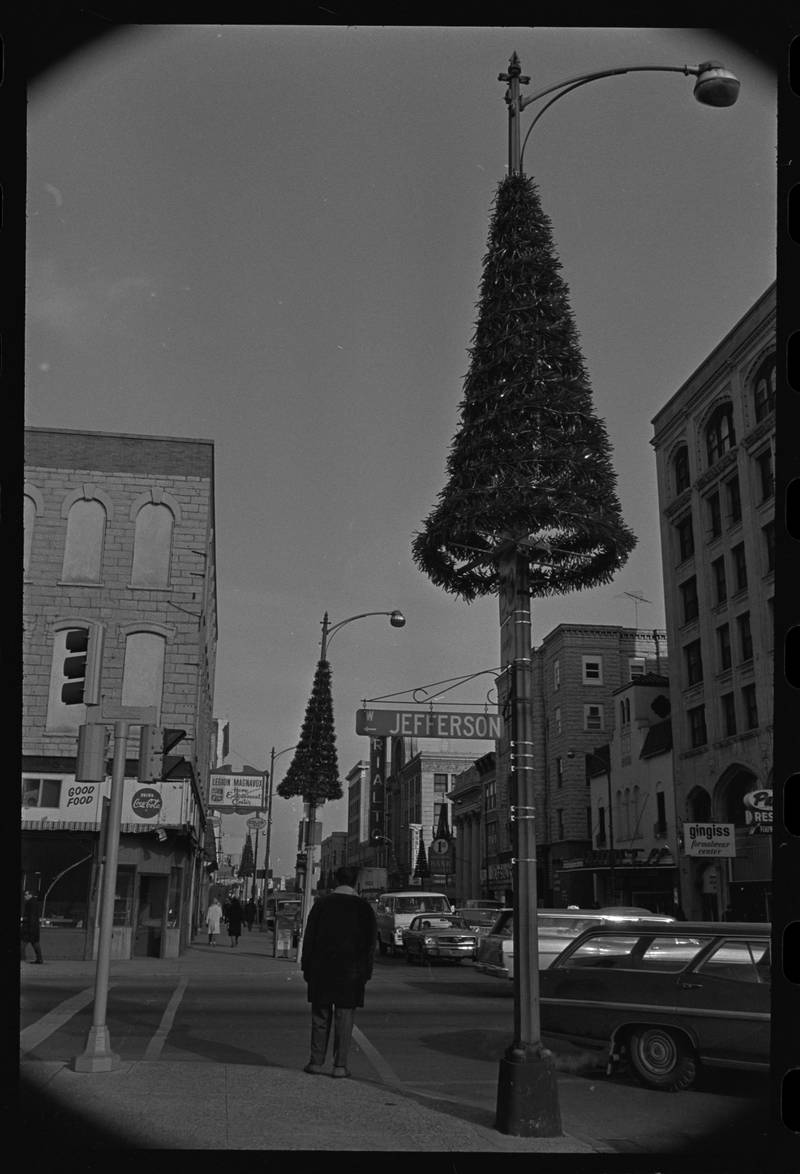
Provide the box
[72,1026,121,1073]
[495,1047,562,1136]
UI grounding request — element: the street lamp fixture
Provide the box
[321,609,406,657]
[491,51,740,1137]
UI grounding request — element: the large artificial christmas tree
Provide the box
[413,832,430,881]
[413,173,636,599]
[277,658,341,806]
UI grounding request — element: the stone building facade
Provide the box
[651,284,775,921]
[22,428,217,958]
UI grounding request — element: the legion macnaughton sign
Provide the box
[356,708,501,739]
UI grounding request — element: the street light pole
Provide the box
[297,608,406,952]
[491,51,739,1138]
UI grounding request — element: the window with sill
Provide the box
[684,639,703,687]
[673,445,690,494]
[755,448,774,502]
[688,704,707,749]
[582,656,603,685]
[676,514,694,562]
[726,475,742,525]
[680,576,699,624]
[721,692,737,737]
[737,612,753,662]
[706,491,722,539]
[705,403,736,466]
[717,623,732,672]
[762,521,775,574]
[752,353,776,423]
[742,683,758,730]
[712,556,727,606]
[62,498,106,583]
[732,542,748,593]
[584,703,604,731]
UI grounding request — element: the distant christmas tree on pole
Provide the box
[413,832,430,881]
[238,832,254,878]
[412,174,636,599]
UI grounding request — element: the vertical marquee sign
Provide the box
[369,737,387,842]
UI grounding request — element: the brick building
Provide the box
[22,428,217,959]
[651,284,775,920]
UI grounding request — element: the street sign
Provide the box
[247,817,267,830]
[356,708,501,740]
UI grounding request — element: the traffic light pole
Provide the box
[73,705,157,1074]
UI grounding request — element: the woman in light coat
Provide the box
[206,897,223,945]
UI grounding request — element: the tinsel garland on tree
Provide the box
[412,173,636,602]
[277,658,342,805]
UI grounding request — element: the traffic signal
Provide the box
[75,722,109,782]
[138,726,187,783]
[61,625,104,706]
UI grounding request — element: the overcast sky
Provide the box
[25,25,775,878]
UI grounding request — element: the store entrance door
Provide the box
[133,874,168,957]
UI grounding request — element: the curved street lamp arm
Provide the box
[518,63,695,113]
[321,609,405,657]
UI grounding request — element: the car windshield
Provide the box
[562,932,714,971]
[410,915,468,930]
[394,896,448,914]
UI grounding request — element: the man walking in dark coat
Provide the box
[21,889,44,964]
[300,864,377,1078]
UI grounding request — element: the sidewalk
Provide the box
[19,928,607,1152]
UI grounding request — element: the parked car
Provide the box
[538,920,770,1091]
[461,898,505,910]
[374,891,453,955]
[475,908,676,980]
[402,914,480,963]
[453,907,500,937]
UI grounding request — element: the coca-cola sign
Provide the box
[131,787,163,819]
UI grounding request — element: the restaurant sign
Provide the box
[743,789,772,833]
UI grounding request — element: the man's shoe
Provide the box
[303,1063,326,1075]
[331,1067,351,1078]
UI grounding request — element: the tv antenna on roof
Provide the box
[616,589,652,628]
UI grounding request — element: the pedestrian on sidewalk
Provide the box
[20,889,44,964]
[206,896,223,945]
[245,897,257,931]
[301,864,377,1079]
[227,894,244,946]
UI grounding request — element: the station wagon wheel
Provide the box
[627,1027,697,1092]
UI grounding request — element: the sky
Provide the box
[25,24,776,880]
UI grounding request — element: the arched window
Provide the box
[752,353,776,423]
[705,403,736,466]
[121,631,166,714]
[687,785,712,822]
[62,499,106,582]
[131,503,174,588]
[24,495,38,575]
[673,446,690,494]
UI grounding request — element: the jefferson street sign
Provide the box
[356,708,501,740]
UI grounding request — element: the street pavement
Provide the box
[18,927,610,1152]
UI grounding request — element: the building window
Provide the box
[763,522,775,574]
[705,402,736,466]
[582,656,603,685]
[620,699,628,726]
[684,639,704,687]
[131,503,174,588]
[557,809,564,840]
[755,448,774,502]
[767,598,774,650]
[597,806,606,846]
[721,692,737,737]
[555,757,564,788]
[121,632,166,714]
[712,556,727,605]
[688,704,708,749]
[554,706,562,736]
[62,499,106,583]
[22,777,63,808]
[726,475,742,525]
[674,445,690,494]
[680,577,699,624]
[586,806,593,839]
[742,683,758,730]
[655,791,667,838]
[753,353,776,422]
[485,779,496,811]
[584,704,604,731]
[706,491,722,539]
[731,542,748,593]
[676,514,695,562]
[553,659,560,690]
[737,612,753,662]
[24,495,39,576]
[629,657,646,680]
[717,623,732,671]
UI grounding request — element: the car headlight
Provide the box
[424,936,435,946]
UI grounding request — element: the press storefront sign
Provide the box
[683,822,735,857]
